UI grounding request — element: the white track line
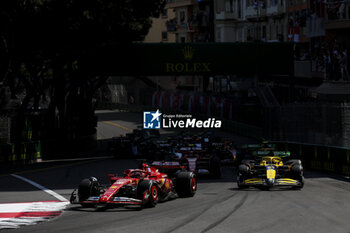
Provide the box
[10,174,68,202]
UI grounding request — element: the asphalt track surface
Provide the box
[2,111,350,233]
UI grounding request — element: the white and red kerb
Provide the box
[0,201,69,229]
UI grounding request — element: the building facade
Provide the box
[165,0,214,42]
[214,0,287,42]
[144,8,176,43]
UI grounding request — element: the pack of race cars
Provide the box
[109,130,236,178]
[70,132,304,210]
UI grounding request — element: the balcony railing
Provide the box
[327,2,350,20]
[166,18,177,32]
[325,2,350,29]
[266,4,284,15]
[245,6,266,19]
[216,11,239,20]
[306,16,325,38]
[166,0,197,8]
[167,24,177,32]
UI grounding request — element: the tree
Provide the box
[0,0,165,145]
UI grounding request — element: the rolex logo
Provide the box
[182,46,194,61]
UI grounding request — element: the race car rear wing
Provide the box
[241,143,276,150]
[151,161,185,175]
[252,150,290,157]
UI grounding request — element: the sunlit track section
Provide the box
[11,174,68,202]
[0,175,70,229]
[103,121,133,132]
[0,201,69,229]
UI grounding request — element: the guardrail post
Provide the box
[343,150,350,176]
[20,143,27,165]
[0,145,5,164]
[8,143,16,166]
[34,141,42,162]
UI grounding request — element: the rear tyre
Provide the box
[78,177,100,207]
[237,162,252,189]
[290,164,304,190]
[137,180,158,208]
[238,164,250,173]
[236,171,249,189]
[237,183,249,189]
[175,172,197,197]
[241,160,255,166]
[286,159,302,166]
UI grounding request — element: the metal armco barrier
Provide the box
[34,141,42,162]
[273,141,350,177]
[0,141,42,166]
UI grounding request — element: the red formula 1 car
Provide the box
[70,163,197,209]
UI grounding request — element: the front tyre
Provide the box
[175,172,197,197]
[137,180,158,208]
[78,177,100,207]
[236,172,249,189]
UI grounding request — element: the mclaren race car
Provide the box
[70,163,196,209]
[236,150,304,190]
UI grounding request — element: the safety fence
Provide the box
[96,102,350,177]
[151,90,261,127]
[0,141,42,165]
[273,141,350,177]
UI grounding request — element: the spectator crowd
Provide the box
[295,40,350,81]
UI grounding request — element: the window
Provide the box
[161,9,168,18]
[216,28,221,42]
[162,31,168,41]
[179,10,186,25]
[226,0,234,12]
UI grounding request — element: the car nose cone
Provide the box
[266,178,275,185]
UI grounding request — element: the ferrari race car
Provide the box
[70,163,196,209]
[236,150,304,190]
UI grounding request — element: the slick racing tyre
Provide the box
[175,172,197,198]
[291,164,303,176]
[237,164,250,189]
[78,177,100,207]
[237,181,249,189]
[292,175,304,190]
[137,180,158,208]
[286,159,302,166]
[237,168,249,189]
[290,164,304,190]
[241,160,255,165]
[238,164,250,174]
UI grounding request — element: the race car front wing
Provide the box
[70,190,143,206]
[240,178,301,186]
